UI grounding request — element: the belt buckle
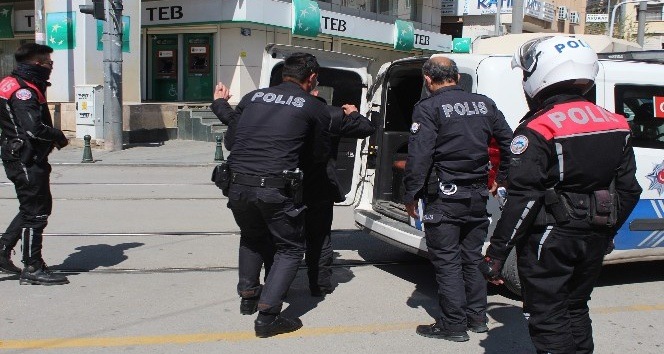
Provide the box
[439,182,457,195]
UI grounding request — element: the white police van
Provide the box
[258,37,664,295]
[349,35,664,294]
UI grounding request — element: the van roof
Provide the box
[468,33,642,55]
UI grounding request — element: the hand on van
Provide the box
[342,104,358,116]
[405,200,419,219]
[213,82,232,101]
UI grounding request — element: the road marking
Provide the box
[0,323,419,349]
[592,303,664,314]
[2,303,664,350]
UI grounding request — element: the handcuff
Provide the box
[439,182,458,195]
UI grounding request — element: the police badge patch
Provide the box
[410,122,420,134]
[15,89,32,101]
[510,135,529,155]
[646,160,664,195]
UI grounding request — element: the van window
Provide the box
[269,64,364,108]
[458,73,473,93]
[615,85,664,149]
[384,62,424,132]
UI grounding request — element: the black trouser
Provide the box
[517,225,609,354]
[1,160,52,267]
[228,183,306,314]
[304,198,334,291]
[422,189,489,331]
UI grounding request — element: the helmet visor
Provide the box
[511,36,554,73]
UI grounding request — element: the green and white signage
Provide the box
[393,19,414,51]
[46,12,76,50]
[291,0,320,37]
[97,16,131,53]
[452,38,472,53]
[0,5,14,39]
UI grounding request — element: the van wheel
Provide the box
[500,249,521,296]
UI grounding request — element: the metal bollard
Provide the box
[81,135,94,163]
[214,135,225,162]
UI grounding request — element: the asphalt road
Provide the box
[0,153,662,353]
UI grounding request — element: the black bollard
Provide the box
[214,135,225,162]
[81,135,94,163]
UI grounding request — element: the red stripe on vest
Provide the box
[526,101,629,140]
[0,76,46,103]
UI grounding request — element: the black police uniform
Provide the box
[403,85,513,332]
[0,73,66,274]
[303,105,375,295]
[486,94,642,353]
[222,81,331,315]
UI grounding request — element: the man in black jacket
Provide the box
[211,81,375,298]
[481,36,642,353]
[213,53,331,338]
[403,56,513,342]
[304,96,375,297]
[0,43,69,285]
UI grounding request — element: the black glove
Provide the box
[54,137,69,150]
[479,256,504,282]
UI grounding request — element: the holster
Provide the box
[283,169,304,205]
[211,161,231,196]
[544,188,570,225]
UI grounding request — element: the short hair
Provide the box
[15,43,54,64]
[422,58,458,84]
[282,53,319,83]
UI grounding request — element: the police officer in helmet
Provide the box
[403,56,513,341]
[481,36,642,353]
[221,53,331,338]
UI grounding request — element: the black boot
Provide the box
[240,297,259,315]
[0,245,21,274]
[255,315,303,338]
[416,323,469,342]
[19,263,69,285]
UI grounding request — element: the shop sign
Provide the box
[96,16,130,52]
[142,0,223,26]
[466,0,513,15]
[441,0,460,16]
[452,37,472,53]
[0,5,13,39]
[524,1,554,23]
[14,10,34,32]
[46,12,75,50]
[393,19,414,51]
[586,13,609,23]
[292,0,320,37]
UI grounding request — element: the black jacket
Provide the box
[212,81,331,177]
[403,85,513,202]
[0,75,65,163]
[486,94,642,260]
[304,105,375,203]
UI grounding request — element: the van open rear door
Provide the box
[261,44,373,205]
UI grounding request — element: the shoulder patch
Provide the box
[510,135,529,155]
[410,122,420,134]
[15,89,32,101]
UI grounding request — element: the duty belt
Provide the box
[231,173,287,188]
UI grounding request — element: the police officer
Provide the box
[212,83,375,298]
[403,56,513,341]
[0,43,69,285]
[304,98,375,297]
[480,36,642,353]
[220,53,331,338]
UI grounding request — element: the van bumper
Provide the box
[354,207,429,257]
